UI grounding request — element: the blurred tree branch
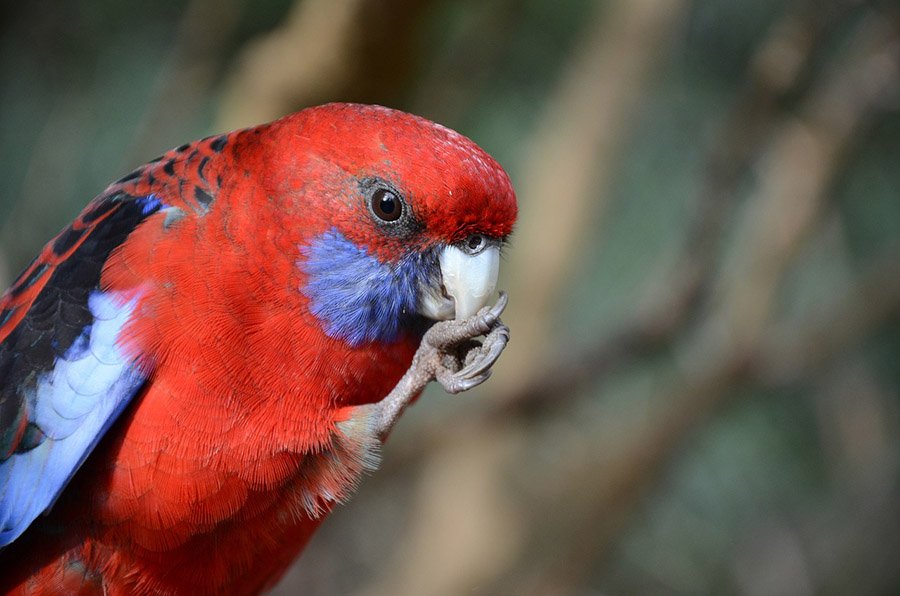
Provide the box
[527,8,900,591]
[490,0,867,421]
[533,243,900,592]
[409,0,522,123]
[756,247,900,387]
[800,362,900,595]
[126,0,243,160]
[216,0,434,130]
[493,0,690,396]
[1,0,241,271]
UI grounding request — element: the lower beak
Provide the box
[419,244,500,321]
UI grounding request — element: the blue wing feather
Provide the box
[0,193,163,547]
[0,292,145,545]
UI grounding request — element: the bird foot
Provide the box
[372,292,510,440]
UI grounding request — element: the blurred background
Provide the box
[2,0,899,594]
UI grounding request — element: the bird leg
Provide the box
[372,292,510,441]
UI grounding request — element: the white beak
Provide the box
[419,244,500,321]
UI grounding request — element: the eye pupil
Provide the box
[467,234,485,252]
[379,196,396,215]
[372,188,402,222]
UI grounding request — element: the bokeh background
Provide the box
[2,0,900,594]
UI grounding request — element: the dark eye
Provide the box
[464,233,487,254]
[371,188,402,222]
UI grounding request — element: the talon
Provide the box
[437,368,492,394]
[415,292,510,397]
[486,291,508,322]
[458,325,506,375]
[372,294,510,437]
[457,371,491,392]
[457,324,508,380]
[468,291,508,336]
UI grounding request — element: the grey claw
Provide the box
[370,294,510,439]
[437,368,492,394]
[484,291,508,324]
[423,292,510,349]
[420,292,511,396]
[457,323,509,380]
[494,290,509,314]
[471,291,508,335]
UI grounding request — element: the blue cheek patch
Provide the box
[300,229,438,347]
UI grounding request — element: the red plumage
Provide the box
[0,104,516,594]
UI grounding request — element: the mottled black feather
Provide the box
[114,169,143,185]
[9,265,48,299]
[194,187,213,209]
[210,136,227,152]
[0,309,14,328]
[0,194,163,459]
[197,157,210,183]
[81,196,122,225]
[51,226,85,257]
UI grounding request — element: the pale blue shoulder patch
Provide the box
[0,291,146,546]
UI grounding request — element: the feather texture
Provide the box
[0,103,517,594]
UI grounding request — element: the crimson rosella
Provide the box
[0,103,516,594]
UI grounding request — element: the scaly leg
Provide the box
[372,292,510,441]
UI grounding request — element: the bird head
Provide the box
[253,103,518,346]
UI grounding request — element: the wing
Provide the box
[0,191,165,546]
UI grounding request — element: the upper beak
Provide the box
[419,243,500,321]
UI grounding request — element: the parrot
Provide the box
[0,103,516,594]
